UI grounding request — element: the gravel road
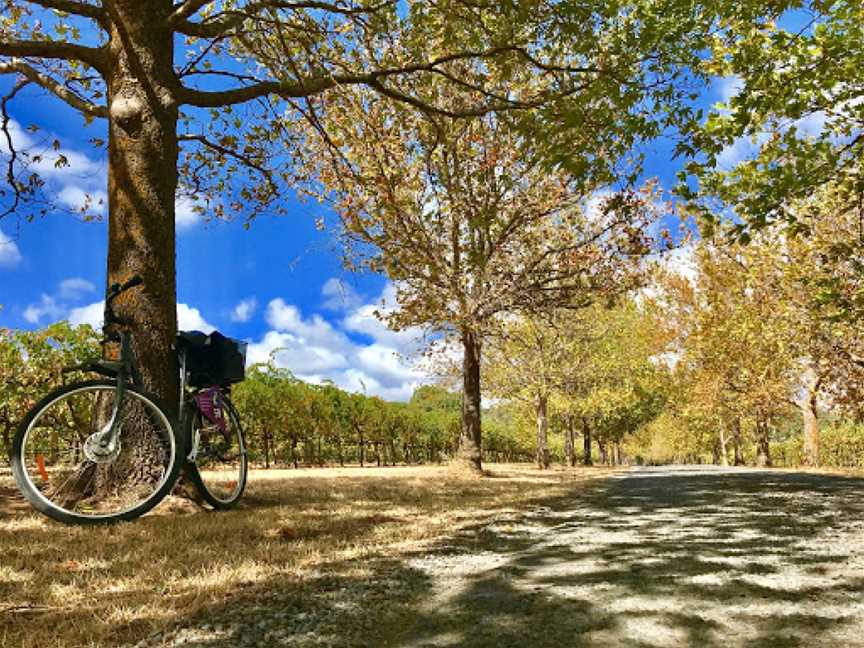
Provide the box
[137,466,864,648]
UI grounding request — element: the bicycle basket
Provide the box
[178,330,247,387]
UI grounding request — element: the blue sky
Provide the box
[0,28,744,401]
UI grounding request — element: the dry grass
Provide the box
[0,464,614,648]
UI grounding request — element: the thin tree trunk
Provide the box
[535,394,551,469]
[718,425,730,466]
[755,411,772,467]
[564,415,576,467]
[800,371,820,467]
[597,439,608,465]
[732,417,745,466]
[614,441,623,466]
[454,329,483,474]
[582,417,593,466]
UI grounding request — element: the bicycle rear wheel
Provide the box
[184,393,247,509]
[11,380,182,524]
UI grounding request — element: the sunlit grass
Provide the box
[0,464,613,648]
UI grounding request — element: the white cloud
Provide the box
[2,120,106,183]
[178,303,216,333]
[716,75,744,108]
[68,301,105,329]
[321,278,363,311]
[58,277,96,300]
[247,284,434,401]
[230,297,257,323]
[583,189,613,222]
[67,300,216,333]
[661,244,698,283]
[246,330,348,374]
[175,196,201,230]
[0,229,22,268]
[716,132,770,171]
[57,186,107,215]
[342,283,426,355]
[23,294,64,324]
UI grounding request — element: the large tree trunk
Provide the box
[454,329,483,474]
[799,369,821,467]
[535,394,551,469]
[582,417,593,466]
[88,1,179,499]
[106,0,179,410]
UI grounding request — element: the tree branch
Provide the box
[178,133,278,193]
[1,78,30,219]
[169,0,217,25]
[0,40,107,72]
[176,46,543,114]
[171,1,395,37]
[0,60,108,117]
[23,0,109,28]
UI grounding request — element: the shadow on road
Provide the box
[389,466,864,647]
[95,466,864,647]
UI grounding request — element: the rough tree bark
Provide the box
[454,329,483,473]
[106,1,179,412]
[535,394,551,469]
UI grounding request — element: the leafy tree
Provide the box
[292,74,664,472]
[679,2,864,243]
[0,0,592,414]
[0,322,99,457]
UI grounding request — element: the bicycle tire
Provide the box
[184,394,247,509]
[11,379,183,525]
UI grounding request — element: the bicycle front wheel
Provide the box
[184,394,247,509]
[11,380,182,524]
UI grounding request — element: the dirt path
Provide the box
[132,466,864,648]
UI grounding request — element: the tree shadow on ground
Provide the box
[7,466,864,647]
[387,467,864,648]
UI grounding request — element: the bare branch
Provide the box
[0,60,108,117]
[1,78,29,219]
[0,40,107,72]
[23,0,108,28]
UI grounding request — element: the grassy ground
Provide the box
[0,464,613,648]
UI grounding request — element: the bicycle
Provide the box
[10,277,248,524]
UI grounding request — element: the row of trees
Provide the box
[2,1,861,479]
[631,183,864,467]
[0,322,538,467]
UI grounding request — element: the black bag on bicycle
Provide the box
[177,330,247,387]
